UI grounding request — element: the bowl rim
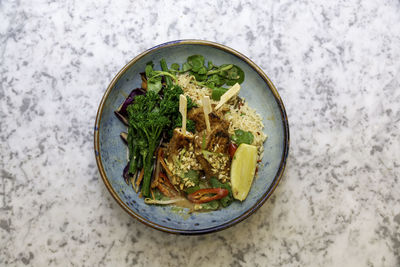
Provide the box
[94,39,290,235]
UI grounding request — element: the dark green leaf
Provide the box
[186,96,198,109]
[207,61,214,70]
[147,77,162,94]
[182,62,192,72]
[211,87,228,101]
[231,129,254,145]
[198,66,207,75]
[184,185,200,194]
[205,81,216,89]
[187,55,205,71]
[191,72,207,81]
[154,188,169,200]
[225,79,237,86]
[171,63,180,71]
[208,74,224,86]
[145,63,154,78]
[209,177,233,207]
[225,65,245,85]
[198,200,219,210]
[184,170,199,185]
[226,66,239,80]
[219,70,228,78]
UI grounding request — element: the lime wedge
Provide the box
[230,143,257,201]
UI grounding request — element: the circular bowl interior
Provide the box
[94,40,289,234]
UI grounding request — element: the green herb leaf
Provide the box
[186,96,198,109]
[231,129,254,145]
[182,62,192,72]
[211,87,228,101]
[184,185,200,194]
[208,74,225,87]
[191,72,207,81]
[147,77,162,93]
[154,188,169,201]
[225,65,245,85]
[207,61,214,70]
[170,63,180,71]
[183,170,199,186]
[145,62,154,78]
[210,177,233,207]
[187,55,205,72]
[197,200,219,210]
[173,117,196,134]
[198,66,207,75]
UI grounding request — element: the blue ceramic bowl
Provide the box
[94,40,289,234]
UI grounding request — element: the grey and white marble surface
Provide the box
[1,0,400,266]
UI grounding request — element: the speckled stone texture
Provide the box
[1,0,399,266]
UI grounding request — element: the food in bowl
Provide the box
[114,55,267,212]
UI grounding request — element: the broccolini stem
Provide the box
[141,144,156,197]
[160,59,173,87]
[206,64,233,76]
[150,71,177,83]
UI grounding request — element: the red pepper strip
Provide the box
[187,188,229,204]
[228,143,238,158]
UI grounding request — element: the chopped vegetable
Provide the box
[231,129,254,145]
[210,177,233,207]
[183,170,199,185]
[184,185,200,194]
[211,87,228,101]
[173,56,244,89]
[228,143,238,158]
[194,200,219,211]
[187,188,229,204]
[145,61,177,93]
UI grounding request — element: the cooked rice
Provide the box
[225,101,267,157]
[177,74,216,106]
[177,73,267,160]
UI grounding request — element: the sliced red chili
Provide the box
[187,188,229,204]
[228,143,238,158]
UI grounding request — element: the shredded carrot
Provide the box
[160,158,173,177]
[159,148,164,157]
[150,188,155,200]
[135,168,144,192]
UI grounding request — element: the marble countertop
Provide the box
[1,0,399,266]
